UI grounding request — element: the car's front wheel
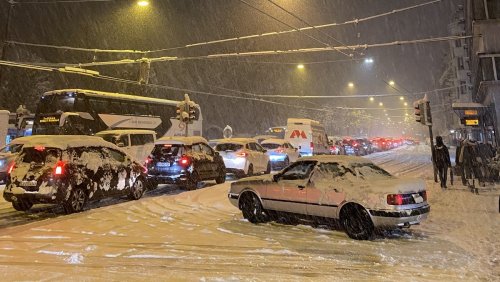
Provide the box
[215,167,226,184]
[12,200,33,212]
[64,187,87,214]
[240,192,268,223]
[265,162,271,174]
[128,178,145,200]
[341,204,374,240]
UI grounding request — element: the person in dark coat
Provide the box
[434,136,451,188]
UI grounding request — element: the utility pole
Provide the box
[0,1,15,87]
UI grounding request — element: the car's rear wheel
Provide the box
[284,157,290,167]
[12,200,33,212]
[215,167,226,184]
[64,187,87,214]
[246,164,254,177]
[265,162,271,174]
[240,192,268,223]
[340,204,374,240]
[128,178,145,200]
[185,171,199,190]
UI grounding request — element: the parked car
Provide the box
[228,155,430,240]
[261,138,300,170]
[3,135,148,213]
[214,138,271,177]
[0,137,32,184]
[96,129,156,164]
[146,136,226,190]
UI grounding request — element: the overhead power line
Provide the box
[5,0,441,55]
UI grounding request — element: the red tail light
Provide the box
[276,148,284,153]
[387,194,404,205]
[310,142,314,151]
[179,156,190,167]
[34,146,45,151]
[54,160,65,175]
[7,162,15,174]
[144,156,153,165]
[236,152,248,158]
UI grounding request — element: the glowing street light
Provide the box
[369,97,374,101]
[389,80,395,86]
[348,82,354,88]
[364,58,374,64]
[137,1,149,6]
[379,102,383,106]
[297,64,305,69]
[404,102,408,106]
[399,96,404,100]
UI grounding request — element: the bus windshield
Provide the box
[38,95,75,114]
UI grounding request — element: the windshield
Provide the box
[261,143,281,149]
[21,147,61,164]
[38,95,75,114]
[215,143,243,151]
[0,144,24,154]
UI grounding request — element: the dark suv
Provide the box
[146,136,226,190]
[3,135,148,213]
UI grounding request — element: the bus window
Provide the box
[38,95,75,114]
[109,101,122,114]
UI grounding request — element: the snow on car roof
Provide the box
[96,129,156,135]
[261,138,286,145]
[43,89,178,106]
[156,136,208,145]
[20,135,124,151]
[298,155,374,165]
[216,138,257,145]
[9,136,41,144]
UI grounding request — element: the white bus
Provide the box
[32,89,202,137]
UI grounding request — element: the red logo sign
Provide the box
[289,130,307,139]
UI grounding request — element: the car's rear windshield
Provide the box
[261,143,280,149]
[152,144,184,157]
[215,143,243,151]
[21,147,61,164]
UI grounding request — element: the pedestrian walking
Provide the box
[434,136,451,188]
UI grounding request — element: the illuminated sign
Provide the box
[464,110,478,116]
[465,119,479,126]
[271,128,284,133]
[40,116,60,123]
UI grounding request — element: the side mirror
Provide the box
[263,149,267,153]
[273,174,280,182]
[116,142,125,147]
[215,151,220,156]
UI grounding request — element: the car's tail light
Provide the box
[387,194,404,205]
[7,162,15,174]
[35,146,45,151]
[179,156,190,167]
[276,148,284,153]
[54,160,65,175]
[144,156,153,165]
[310,142,314,151]
[236,152,248,158]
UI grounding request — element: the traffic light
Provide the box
[423,101,432,125]
[414,103,423,124]
[188,103,197,122]
[175,101,185,121]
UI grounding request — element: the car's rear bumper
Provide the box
[148,174,188,185]
[228,193,239,208]
[3,186,60,204]
[369,205,430,228]
[222,158,246,171]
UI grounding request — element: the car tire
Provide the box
[240,192,268,223]
[341,204,374,240]
[148,178,158,190]
[185,171,199,191]
[215,167,226,184]
[64,187,87,214]
[12,201,33,212]
[128,177,145,200]
[265,162,271,174]
[284,157,290,167]
[246,164,254,177]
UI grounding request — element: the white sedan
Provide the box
[228,155,430,240]
[214,138,271,177]
[261,138,300,170]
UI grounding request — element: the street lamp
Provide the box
[364,58,374,64]
[369,97,374,101]
[389,80,395,86]
[379,102,383,106]
[348,82,354,88]
[404,102,408,106]
[399,96,404,100]
[297,64,304,69]
[137,1,149,6]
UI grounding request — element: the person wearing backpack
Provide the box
[434,136,451,188]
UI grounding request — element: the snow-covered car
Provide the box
[3,135,148,213]
[228,155,430,240]
[261,138,300,170]
[214,138,271,177]
[145,136,226,190]
[0,137,32,184]
[95,129,156,164]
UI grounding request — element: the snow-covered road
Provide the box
[0,145,498,281]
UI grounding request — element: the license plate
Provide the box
[412,194,423,203]
[156,162,170,167]
[20,180,37,187]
